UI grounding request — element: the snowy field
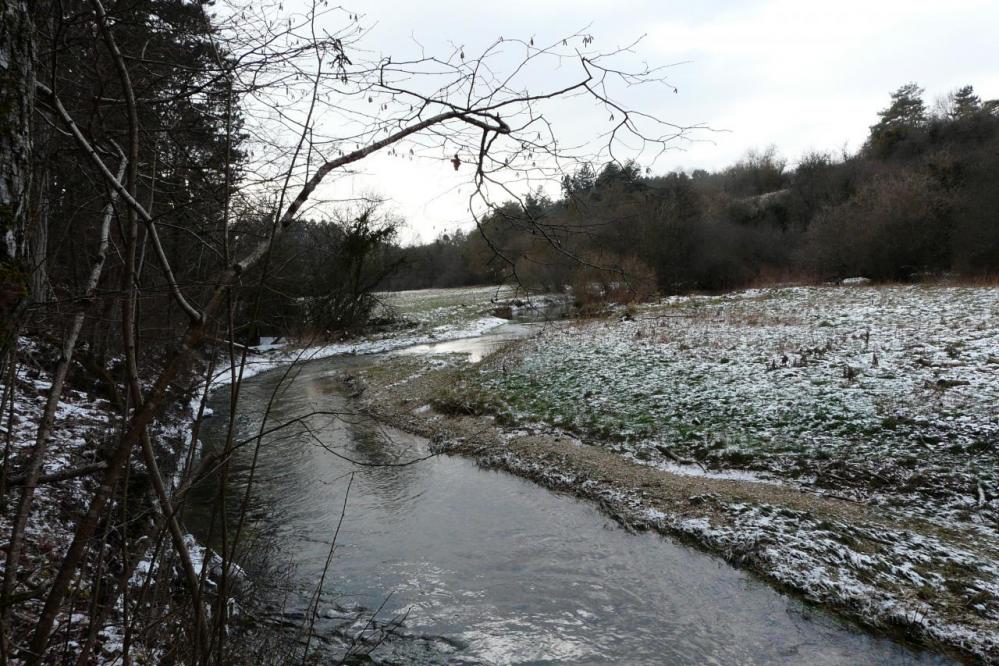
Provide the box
[375,284,520,326]
[470,285,999,530]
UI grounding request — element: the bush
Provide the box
[802,170,952,280]
[571,250,657,306]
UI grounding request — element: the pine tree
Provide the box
[868,83,927,155]
[874,83,927,131]
[951,85,982,118]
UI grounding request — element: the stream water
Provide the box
[188,324,954,664]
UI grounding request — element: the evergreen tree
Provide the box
[877,83,927,128]
[868,83,927,156]
[951,85,982,118]
[561,163,596,198]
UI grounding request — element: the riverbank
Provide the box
[209,284,537,385]
[341,284,999,664]
[0,338,200,663]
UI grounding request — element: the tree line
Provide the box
[386,83,999,298]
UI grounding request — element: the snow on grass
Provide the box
[212,315,508,387]
[470,285,999,536]
[655,500,999,660]
[2,346,111,484]
[374,284,520,326]
[628,456,779,484]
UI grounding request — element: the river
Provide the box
[188,323,954,664]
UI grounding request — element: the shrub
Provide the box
[801,170,952,280]
[571,250,658,305]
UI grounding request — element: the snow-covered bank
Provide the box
[0,338,197,664]
[210,315,508,387]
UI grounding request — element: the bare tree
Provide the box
[4,1,690,662]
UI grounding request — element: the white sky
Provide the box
[304,0,999,244]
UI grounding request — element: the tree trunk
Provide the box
[28,161,52,305]
[0,0,34,359]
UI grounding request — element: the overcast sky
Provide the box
[310,0,999,244]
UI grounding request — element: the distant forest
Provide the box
[372,83,999,295]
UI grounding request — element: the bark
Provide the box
[0,0,34,360]
[0,6,33,658]
[27,157,51,305]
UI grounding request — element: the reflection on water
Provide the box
[390,322,542,363]
[187,336,954,665]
